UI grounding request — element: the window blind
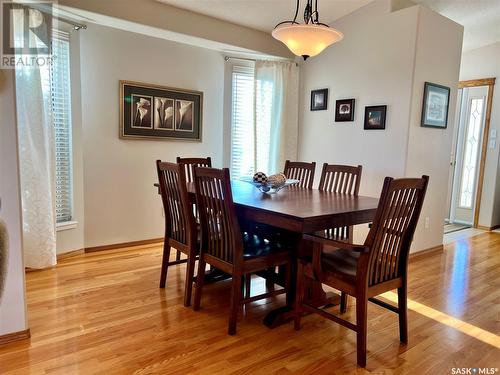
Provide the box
[230,65,275,178]
[51,30,73,223]
[230,65,255,178]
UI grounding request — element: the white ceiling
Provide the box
[157,0,500,52]
[413,0,500,51]
[157,0,372,32]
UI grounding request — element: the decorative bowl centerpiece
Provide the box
[241,172,299,194]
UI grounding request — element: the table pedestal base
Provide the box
[263,286,341,328]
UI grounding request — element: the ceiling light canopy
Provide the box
[272,0,343,61]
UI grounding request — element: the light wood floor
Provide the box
[1,233,499,374]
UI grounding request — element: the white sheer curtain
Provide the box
[254,61,299,174]
[15,15,57,269]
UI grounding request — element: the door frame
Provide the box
[457,77,496,228]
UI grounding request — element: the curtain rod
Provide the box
[224,56,298,66]
[27,3,87,30]
[54,15,87,31]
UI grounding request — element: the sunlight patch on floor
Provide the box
[380,291,500,349]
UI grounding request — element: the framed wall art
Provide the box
[364,105,387,130]
[335,98,355,122]
[310,88,328,111]
[421,82,450,128]
[120,81,203,141]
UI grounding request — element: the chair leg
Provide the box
[176,250,181,261]
[285,262,292,306]
[356,294,368,367]
[294,261,305,331]
[245,274,251,299]
[228,273,242,335]
[193,257,206,311]
[340,292,348,314]
[265,267,275,291]
[183,252,196,307]
[159,241,171,288]
[398,281,408,344]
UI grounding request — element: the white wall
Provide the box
[299,1,417,244]
[298,1,463,252]
[0,69,28,335]
[405,6,463,251]
[460,42,500,228]
[299,1,418,194]
[79,24,224,248]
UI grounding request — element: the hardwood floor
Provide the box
[0,233,499,374]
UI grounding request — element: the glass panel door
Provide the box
[458,97,484,208]
[449,86,488,225]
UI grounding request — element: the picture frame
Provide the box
[335,99,355,122]
[421,82,450,128]
[120,80,203,141]
[364,105,387,130]
[310,88,328,111]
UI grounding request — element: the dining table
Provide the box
[155,179,379,328]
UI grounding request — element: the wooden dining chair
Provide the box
[295,175,429,367]
[317,163,362,312]
[192,167,292,335]
[283,160,316,189]
[176,157,212,183]
[156,160,198,307]
[172,157,211,261]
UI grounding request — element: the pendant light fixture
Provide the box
[272,0,343,60]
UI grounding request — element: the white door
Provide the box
[449,85,488,225]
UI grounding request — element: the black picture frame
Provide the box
[335,99,355,122]
[364,105,387,130]
[421,82,450,128]
[310,88,328,111]
[120,81,203,141]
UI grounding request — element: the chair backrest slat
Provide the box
[177,157,212,183]
[283,160,316,189]
[156,160,196,247]
[194,167,243,266]
[319,164,363,241]
[364,176,429,286]
[318,164,362,195]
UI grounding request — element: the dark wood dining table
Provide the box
[155,180,379,327]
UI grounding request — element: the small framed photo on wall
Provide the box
[364,105,387,130]
[311,88,328,111]
[421,82,450,128]
[335,99,355,122]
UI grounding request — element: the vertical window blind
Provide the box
[50,30,73,223]
[230,65,273,178]
[231,65,255,178]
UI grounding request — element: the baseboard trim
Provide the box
[477,224,500,231]
[409,244,444,262]
[85,238,163,253]
[0,329,30,346]
[57,248,84,261]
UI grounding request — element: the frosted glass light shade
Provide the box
[272,24,343,59]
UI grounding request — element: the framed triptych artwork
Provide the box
[120,81,203,141]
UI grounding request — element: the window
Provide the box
[230,65,274,178]
[42,30,73,223]
[230,66,254,178]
